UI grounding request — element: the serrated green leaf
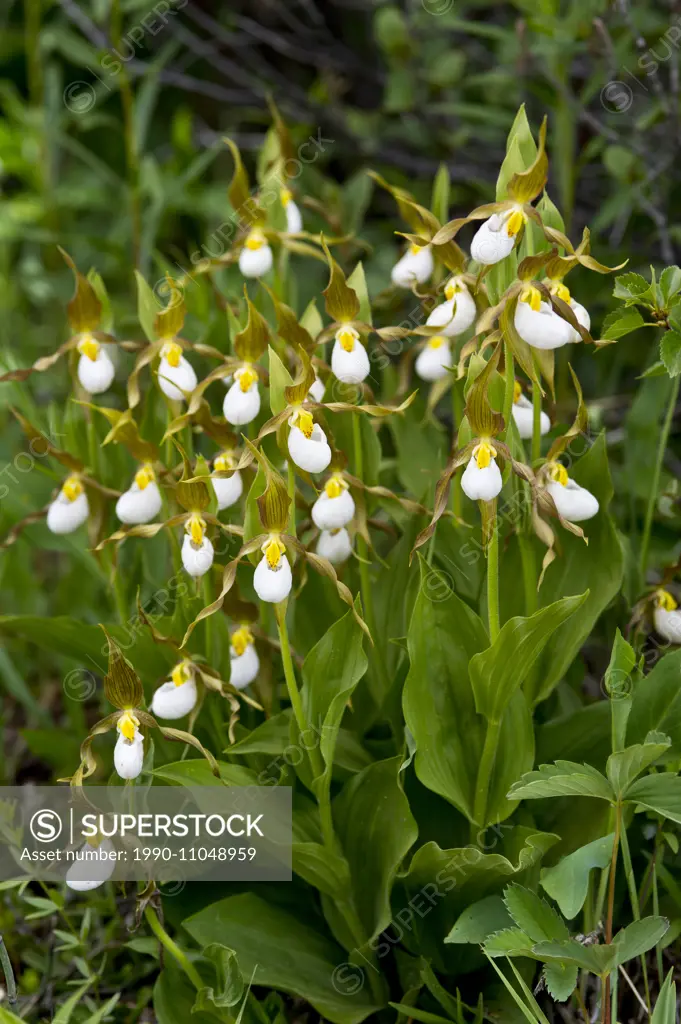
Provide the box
[613,271,654,304]
[660,330,681,377]
[483,928,535,957]
[601,306,645,340]
[503,884,569,943]
[508,761,614,802]
[542,961,578,1003]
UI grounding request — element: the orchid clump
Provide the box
[4,97,680,1024]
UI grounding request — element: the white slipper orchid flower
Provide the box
[287,408,331,474]
[239,227,273,278]
[77,335,115,394]
[426,277,477,337]
[312,474,355,530]
[546,462,599,522]
[212,452,243,509]
[470,207,524,265]
[66,836,117,892]
[308,376,325,403]
[391,243,434,288]
[254,535,293,604]
[331,325,370,384]
[653,589,681,644]
[114,710,144,780]
[461,440,503,502]
[514,284,573,351]
[281,188,302,234]
[229,626,260,689]
[415,335,452,382]
[47,475,89,535]
[115,464,162,525]
[181,514,214,578]
[317,527,352,564]
[158,340,197,401]
[151,660,198,720]
[511,382,550,440]
[224,364,261,425]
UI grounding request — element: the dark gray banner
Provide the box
[0,785,292,884]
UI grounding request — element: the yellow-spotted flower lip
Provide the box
[245,228,267,251]
[117,709,140,741]
[513,380,523,404]
[161,340,183,367]
[236,364,258,392]
[290,407,315,438]
[505,206,526,236]
[548,461,569,487]
[214,451,236,473]
[171,660,193,687]
[262,534,286,569]
[324,473,347,499]
[186,513,206,546]
[77,334,100,361]
[472,440,497,470]
[63,474,84,502]
[134,464,155,490]
[444,276,465,301]
[231,625,254,657]
[655,588,678,611]
[428,335,446,350]
[549,280,571,303]
[520,284,542,312]
[336,325,359,353]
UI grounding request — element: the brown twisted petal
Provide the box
[0,508,48,550]
[410,444,475,560]
[101,626,144,710]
